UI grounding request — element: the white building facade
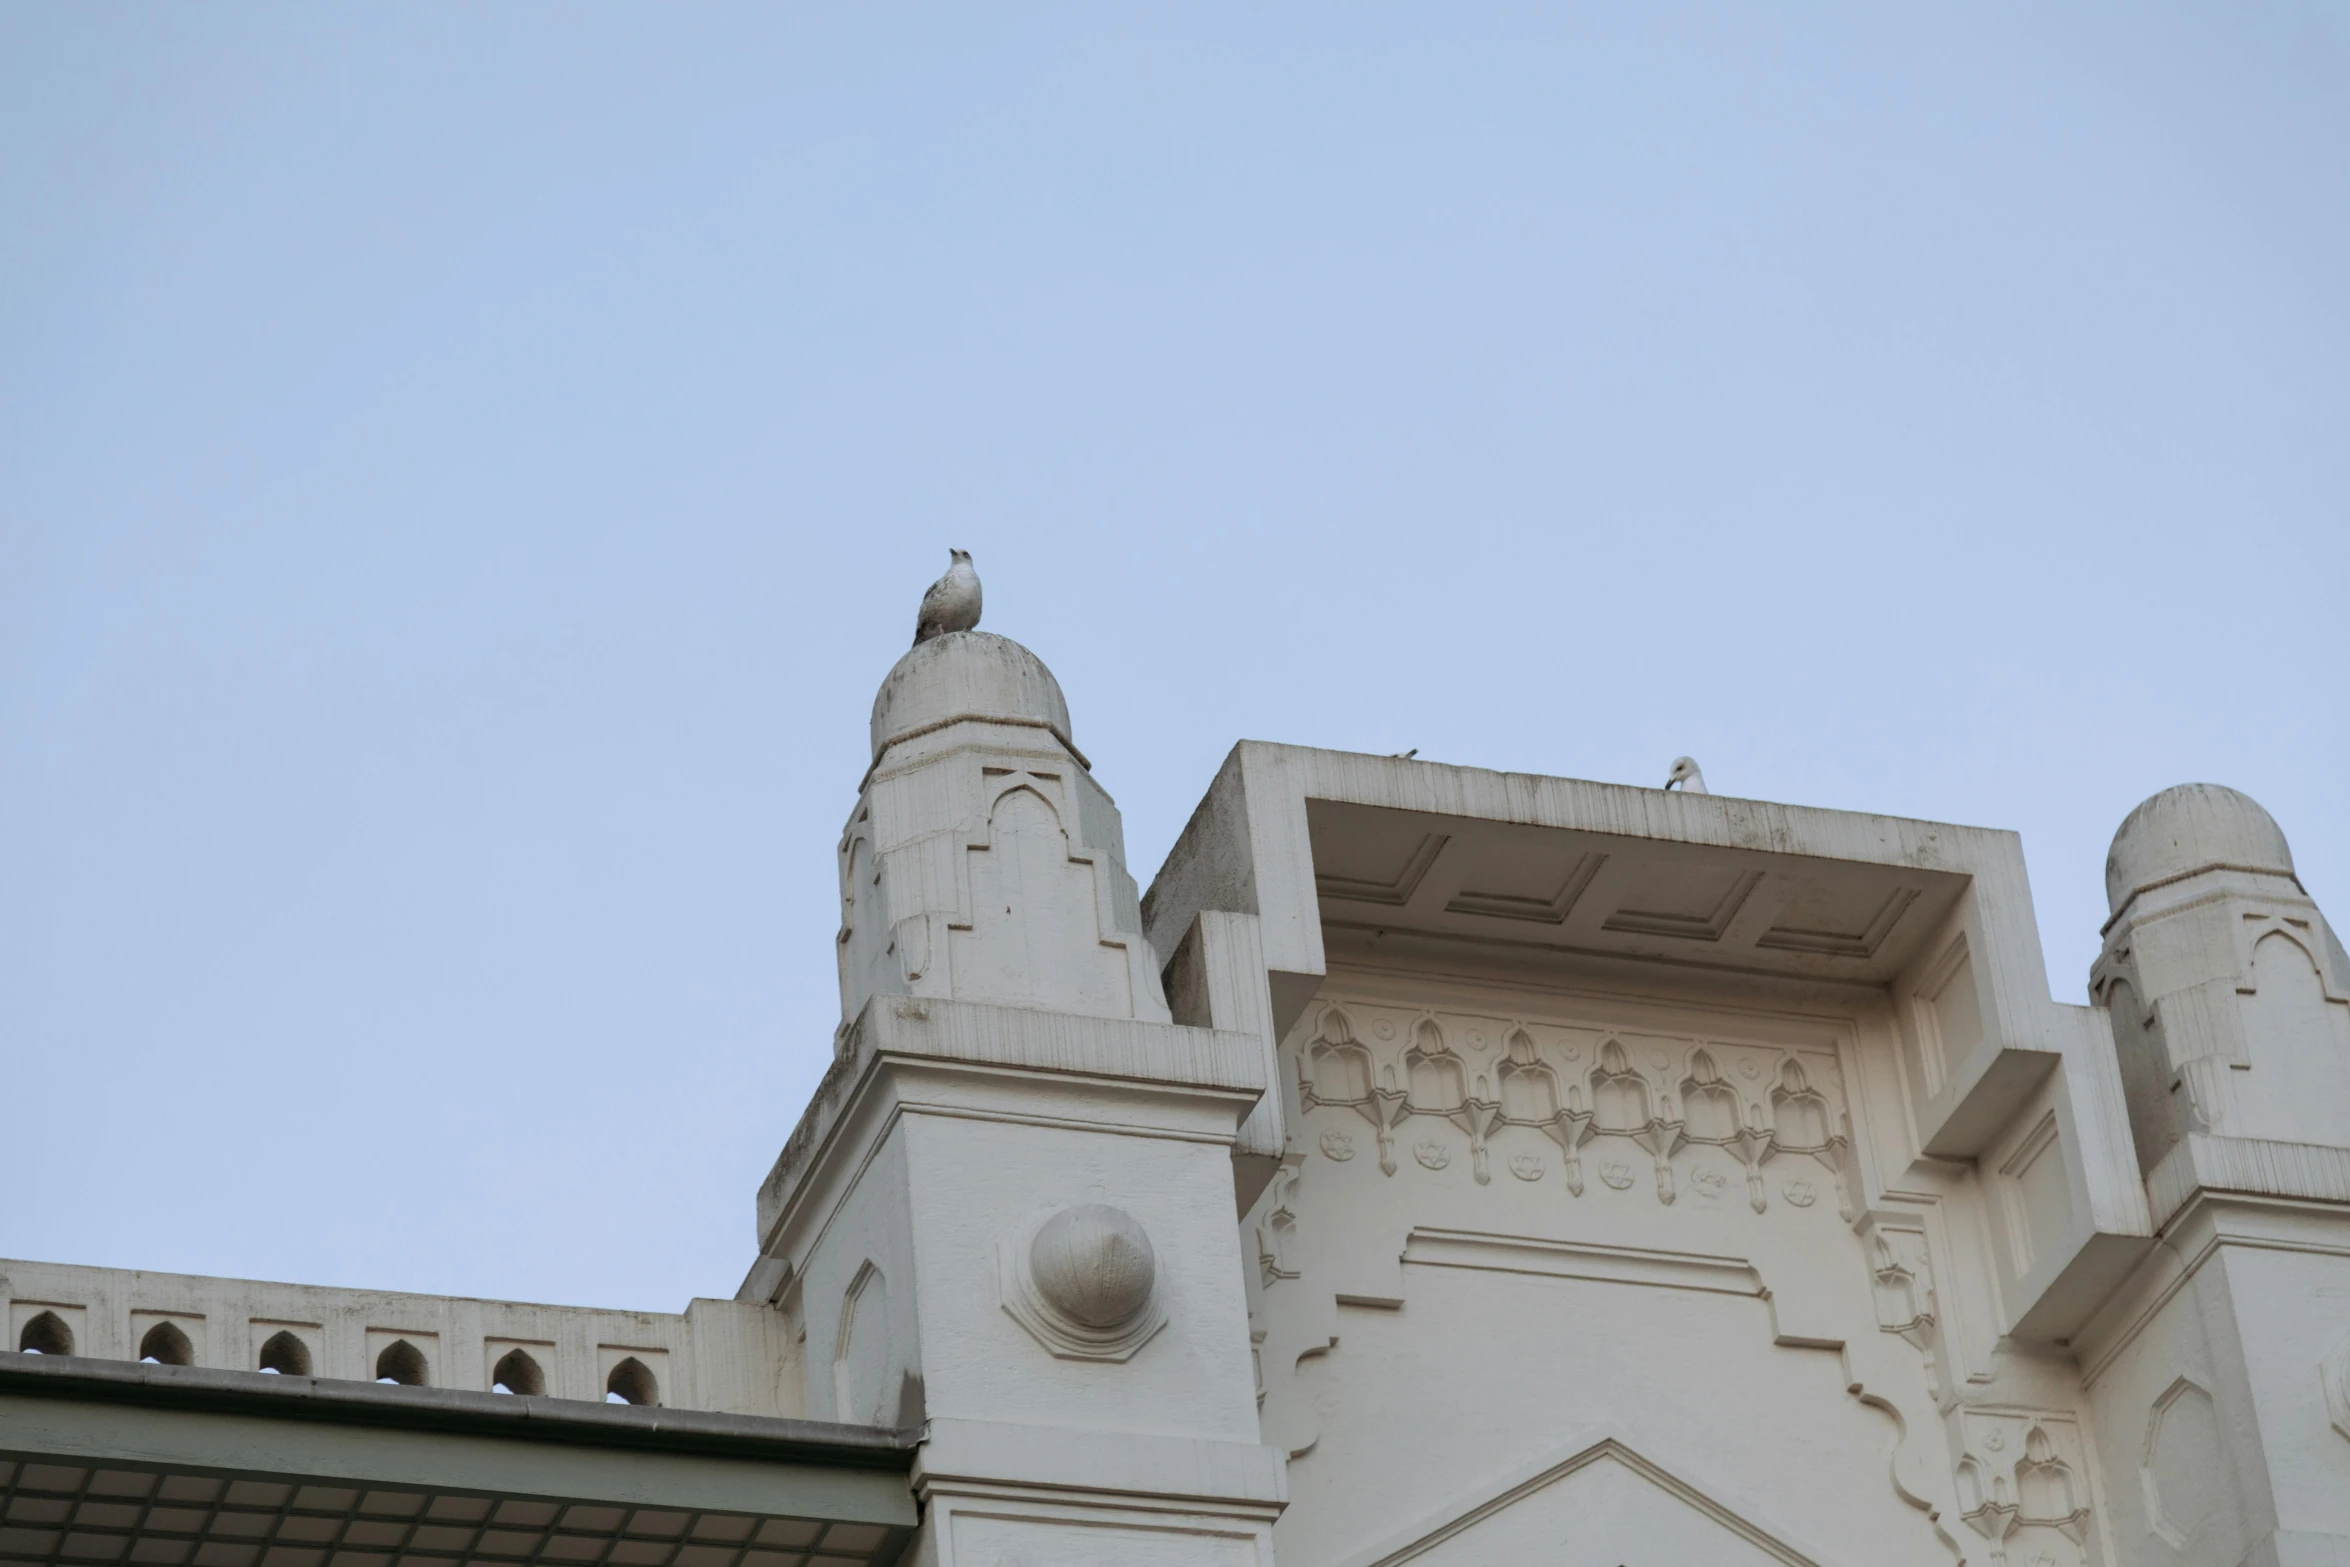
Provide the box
[8,622,2350,1567]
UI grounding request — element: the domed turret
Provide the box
[2094,781,2347,1165]
[2104,783,2296,916]
[835,588,1165,1032]
[870,630,1076,765]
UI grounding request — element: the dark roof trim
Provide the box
[0,1354,917,1470]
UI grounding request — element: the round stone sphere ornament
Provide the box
[1029,1203,1156,1328]
[999,1202,1170,1361]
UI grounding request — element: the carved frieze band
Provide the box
[1294,999,1854,1217]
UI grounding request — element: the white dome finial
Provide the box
[1665,756,1708,794]
[914,548,982,645]
[2105,782,2294,916]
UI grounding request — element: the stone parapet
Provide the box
[1,1260,795,1417]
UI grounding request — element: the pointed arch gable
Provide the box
[2246,925,2350,1002]
[949,772,1137,1017]
[839,834,872,933]
[984,774,1069,828]
[138,1320,196,1366]
[1330,1424,1849,1567]
[2238,926,2350,1144]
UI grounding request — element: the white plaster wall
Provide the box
[1243,952,2242,1567]
[1252,973,1987,1566]
[1284,1268,1937,1564]
[1348,1444,1819,1566]
[901,1110,1261,1441]
[2083,1256,2259,1567]
[2217,1245,2350,1547]
[937,1503,1270,1567]
[792,1121,921,1425]
[684,1295,806,1418]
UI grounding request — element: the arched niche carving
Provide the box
[1680,1050,1742,1142]
[1591,1040,1652,1133]
[834,1260,896,1425]
[1771,1060,1832,1148]
[2239,929,2350,1146]
[950,778,1134,1017]
[1305,1007,1373,1103]
[1406,1019,1465,1113]
[1497,1030,1561,1123]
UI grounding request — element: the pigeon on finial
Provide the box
[913,549,982,644]
[1665,756,1708,794]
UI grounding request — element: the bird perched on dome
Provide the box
[1665,756,1708,794]
[913,549,982,644]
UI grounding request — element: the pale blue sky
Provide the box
[4,4,2345,1312]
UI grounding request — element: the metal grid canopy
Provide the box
[0,1360,916,1567]
[0,1459,900,1567]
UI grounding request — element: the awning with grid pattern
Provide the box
[0,1359,916,1567]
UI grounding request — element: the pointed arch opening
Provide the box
[491,1347,546,1396]
[17,1311,72,1356]
[605,1356,659,1407]
[138,1321,195,1366]
[373,1338,429,1387]
[952,778,1132,1016]
[257,1330,312,1376]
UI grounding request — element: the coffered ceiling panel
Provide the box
[1305,799,1964,983]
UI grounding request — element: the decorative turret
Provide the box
[2093,783,2350,1175]
[748,567,1275,1564]
[837,623,1171,1030]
